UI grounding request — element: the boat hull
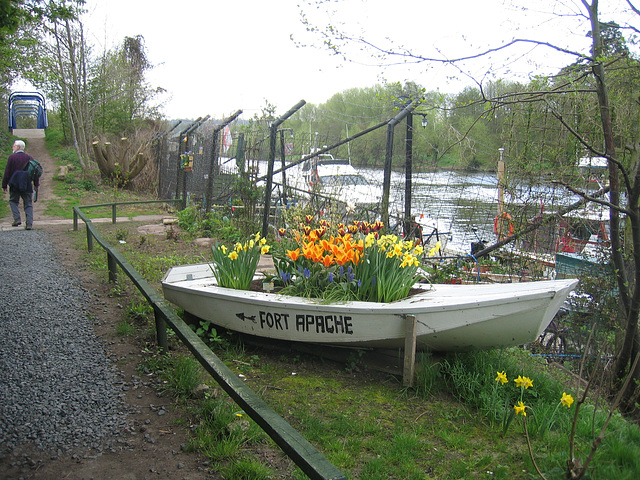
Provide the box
[162,263,578,351]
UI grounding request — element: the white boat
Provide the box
[291,153,381,210]
[162,263,578,351]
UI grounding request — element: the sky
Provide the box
[77,0,636,121]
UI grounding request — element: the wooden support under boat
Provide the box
[403,314,417,387]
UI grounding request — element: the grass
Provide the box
[115,320,135,336]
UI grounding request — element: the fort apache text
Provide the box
[257,310,354,335]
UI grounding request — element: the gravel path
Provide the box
[0,229,127,457]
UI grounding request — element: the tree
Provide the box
[92,35,165,137]
[0,1,82,99]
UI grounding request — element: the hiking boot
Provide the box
[11,221,21,227]
[25,224,32,230]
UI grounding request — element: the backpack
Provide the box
[26,159,43,183]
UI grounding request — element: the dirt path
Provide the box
[1,130,220,479]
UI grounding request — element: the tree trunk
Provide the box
[585,0,640,411]
[53,20,86,171]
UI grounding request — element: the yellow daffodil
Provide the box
[514,375,534,389]
[561,392,574,408]
[495,371,508,385]
[261,245,270,255]
[220,244,227,254]
[228,251,238,260]
[428,241,442,257]
[514,401,527,416]
[260,237,267,246]
[365,233,376,248]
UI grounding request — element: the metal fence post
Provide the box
[112,204,117,224]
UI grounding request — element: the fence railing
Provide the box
[72,199,182,232]
[72,204,345,480]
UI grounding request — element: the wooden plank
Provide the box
[403,314,417,387]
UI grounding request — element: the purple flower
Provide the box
[303,268,311,280]
[280,272,291,284]
[328,273,334,283]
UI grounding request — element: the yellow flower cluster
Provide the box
[495,371,574,416]
[514,375,534,390]
[375,234,423,268]
[223,233,270,260]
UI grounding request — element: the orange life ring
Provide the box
[494,212,515,236]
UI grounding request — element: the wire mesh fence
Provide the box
[153,104,608,279]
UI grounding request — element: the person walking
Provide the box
[2,139,38,230]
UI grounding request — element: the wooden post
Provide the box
[403,314,418,387]
[154,307,168,352]
[86,227,93,252]
[111,204,117,224]
[107,252,117,283]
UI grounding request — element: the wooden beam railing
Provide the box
[72,199,182,232]
[72,205,345,480]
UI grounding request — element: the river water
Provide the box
[258,160,579,255]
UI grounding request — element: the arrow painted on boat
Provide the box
[236,313,257,323]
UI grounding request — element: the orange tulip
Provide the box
[335,253,348,266]
[312,245,324,262]
[286,248,300,261]
[321,254,334,267]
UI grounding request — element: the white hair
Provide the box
[14,140,25,150]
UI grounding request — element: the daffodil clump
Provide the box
[272,218,424,302]
[495,370,574,428]
[210,233,271,290]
